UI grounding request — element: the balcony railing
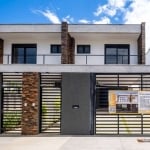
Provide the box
[75,54,139,65]
[2,54,140,65]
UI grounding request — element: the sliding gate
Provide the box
[40,73,61,134]
[95,73,150,135]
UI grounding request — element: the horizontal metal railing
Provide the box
[1,54,140,64]
[75,54,139,65]
[96,113,150,135]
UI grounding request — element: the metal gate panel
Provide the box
[95,113,149,135]
[95,73,150,135]
[2,73,22,134]
[40,73,61,134]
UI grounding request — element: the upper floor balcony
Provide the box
[2,53,140,65]
[0,23,145,65]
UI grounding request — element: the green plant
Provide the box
[54,96,61,112]
[3,111,21,130]
[42,104,47,115]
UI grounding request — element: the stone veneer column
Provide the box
[61,22,75,64]
[68,36,75,64]
[0,39,4,64]
[138,22,145,64]
[22,72,40,135]
[61,22,69,64]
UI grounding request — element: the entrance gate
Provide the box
[40,73,61,134]
[95,73,150,135]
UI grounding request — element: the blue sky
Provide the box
[0,0,150,49]
[0,0,147,24]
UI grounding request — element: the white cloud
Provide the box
[109,0,127,8]
[93,17,111,24]
[124,0,150,51]
[34,10,61,24]
[62,15,74,23]
[78,19,91,24]
[94,0,128,17]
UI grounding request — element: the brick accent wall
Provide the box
[138,22,145,64]
[61,22,75,64]
[68,36,75,64]
[22,72,40,135]
[0,39,4,64]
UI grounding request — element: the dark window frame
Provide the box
[12,44,37,64]
[105,44,130,64]
[77,45,91,54]
[50,45,61,54]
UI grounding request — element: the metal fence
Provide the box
[40,73,62,134]
[96,113,150,135]
[1,73,22,134]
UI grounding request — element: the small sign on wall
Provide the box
[109,90,138,113]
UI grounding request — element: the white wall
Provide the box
[3,33,138,65]
[75,36,138,65]
[146,49,150,65]
[3,36,61,64]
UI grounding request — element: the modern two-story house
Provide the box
[0,22,150,136]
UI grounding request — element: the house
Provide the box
[0,22,150,135]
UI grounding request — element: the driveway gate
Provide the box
[95,73,150,135]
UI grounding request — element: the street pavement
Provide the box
[0,136,150,150]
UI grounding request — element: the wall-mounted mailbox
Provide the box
[72,105,79,109]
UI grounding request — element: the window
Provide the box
[77,45,90,54]
[105,44,129,64]
[51,45,61,53]
[12,44,37,64]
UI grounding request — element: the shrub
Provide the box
[3,111,21,131]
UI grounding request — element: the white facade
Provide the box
[0,24,142,65]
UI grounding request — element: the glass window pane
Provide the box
[77,46,84,53]
[84,46,90,53]
[51,45,57,53]
[77,45,90,53]
[13,48,24,63]
[118,48,128,55]
[51,45,61,53]
[26,48,36,64]
[17,56,24,64]
[105,45,129,64]
[58,45,61,53]
[106,48,117,55]
[106,56,117,64]
[12,44,36,64]
[17,48,24,55]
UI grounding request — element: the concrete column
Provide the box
[0,39,4,64]
[61,73,95,135]
[22,72,40,135]
[138,22,145,64]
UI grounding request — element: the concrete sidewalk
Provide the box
[0,136,150,150]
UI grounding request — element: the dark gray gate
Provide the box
[40,73,61,134]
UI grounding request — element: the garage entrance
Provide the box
[95,73,150,135]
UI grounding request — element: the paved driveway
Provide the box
[0,136,150,150]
